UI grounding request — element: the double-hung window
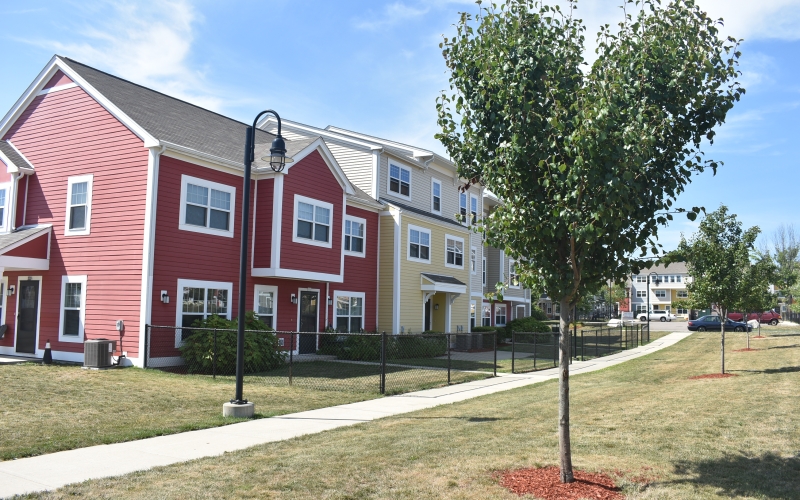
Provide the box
[0,185,8,231]
[495,304,507,326]
[471,247,477,274]
[179,175,235,237]
[636,290,647,298]
[459,192,468,225]
[59,275,87,342]
[254,285,277,328]
[344,216,366,256]
[388,162,410,197]
[482,257,487,286]
[176,279,232,345]
[676,275,682,283]
[482,304,491,326]
[470,194,478,225]
[293,195,333,248]
[636,275,646,283]
[509,260,520,288]
[445,235,464,268]
[65,175,93,236]
[431,179,442,214]
[677,290,688,298]
[334,292,364,332]
[408,225,430,263]
[654,290,666,298]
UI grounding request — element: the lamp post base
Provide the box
[223,402,255,418]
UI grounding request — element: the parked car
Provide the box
[638,310,677,322]
[727,310,781,325]
[687,315,753,332]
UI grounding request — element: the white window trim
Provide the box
[636,290,647,298]
[178,174,236,238]
[430,178,442,215]
[444,233,465,270]
[407,224,431,264]
[509,259,520,289]
[175,278,233,347]
[459,192,468,226]
[386,160,412,200]
[482,256,487,286]
[469,193,479,226]
[471,246,477,275]
[0,182,11,232]
[495,303,507,326]
[254,284,278,328]
[654,290,667,298]
[64,174,93,236]
[0,277,7,327]
[332,290,366,332]
[344,215,367,258]
[482,303,491,326]
[58,275,87,343]
[292,194,334,249]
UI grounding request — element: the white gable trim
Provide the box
[36,83,78,96]
[0,56,160,149]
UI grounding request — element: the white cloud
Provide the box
[26,0,225,112]
[354,2,430,31]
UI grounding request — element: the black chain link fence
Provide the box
[509,324,649,373]
[144,326,497,395]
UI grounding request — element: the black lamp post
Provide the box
[230,110,287,409]
[646,272,661,340]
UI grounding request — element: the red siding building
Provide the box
[0,56,382,365]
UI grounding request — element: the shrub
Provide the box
[471,326,498,332]
[179,312,285,375]
[504,316,551,336]
[529,305,548,321]
[333,334,448,361]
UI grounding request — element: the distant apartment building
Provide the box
[627,262,692,318]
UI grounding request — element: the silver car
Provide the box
[638,310,676,322]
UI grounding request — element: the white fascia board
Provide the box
[346,196,383,212]
[284,139,354,195]
[251,267,344,283]
[162,142,243,173]
[258,117,380,151]
[0,57,160,149]
[420,283,467,294]
[382,148,427,171]
[0,256,49,270]
[503,296,532,304]
[325,125,434,159]
[393,209,470,235]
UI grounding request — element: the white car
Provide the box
[638,310,676,322]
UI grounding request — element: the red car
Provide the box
[727,310,781,325]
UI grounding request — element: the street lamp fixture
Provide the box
[225,110,289,417]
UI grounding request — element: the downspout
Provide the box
[325,282,330,330]
[22,175,29,228]
[8,173,20,231]
[371,148,383,200]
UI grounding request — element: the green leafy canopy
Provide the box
[436,0,744,307]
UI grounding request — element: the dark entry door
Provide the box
[424,299,432,332]
[17,280,39,354]
[298,291,318,354]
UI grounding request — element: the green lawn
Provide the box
[21,330,800,499]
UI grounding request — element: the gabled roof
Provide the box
[421,273,466,286]
[380,197,466,230]
[0,140,34,172]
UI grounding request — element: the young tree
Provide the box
[734,254,778,345]
[437,0,742,483]
[760,225,799,312]
[676,206,760,372]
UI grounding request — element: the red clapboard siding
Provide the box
[149,155,255,356]
[3,233,49,258]
[2,85,148,356]
[327,205,379,332]
[252,177,273,268]
[42,70,73,89]
[280,151,342,275]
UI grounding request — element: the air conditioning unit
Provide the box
[84,339,115,368]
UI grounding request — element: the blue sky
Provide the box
[2,0,799,252]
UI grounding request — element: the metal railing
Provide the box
[509,324,648,374]
[144,326,498,395]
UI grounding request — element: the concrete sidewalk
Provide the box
[0,331,691,498]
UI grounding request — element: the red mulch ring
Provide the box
[688,373,738,380]
[496,466,624,499]
[733,348,760,352]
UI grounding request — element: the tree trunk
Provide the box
[558,297,574,483]
[720,309,726,374]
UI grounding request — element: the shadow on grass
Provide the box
[670,452,800,499]
[730,366,800,375]
[767,344,800,350]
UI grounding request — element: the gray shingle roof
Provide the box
[641,261,689,275]
[0,140,33,171]
[379,198,465,229]
[421,273,466,286]
[62,57,313,167]
[0,225,51,253]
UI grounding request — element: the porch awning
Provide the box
[420,273,467,294]
[0,224,51,271]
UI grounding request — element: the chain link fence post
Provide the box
[289,333,294,386]
[380,331,386,394]
[143,324,149,369]
[212,328,217,380]
[493,332,497,377]
[447,332,451,385]
[511,332,516,374]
